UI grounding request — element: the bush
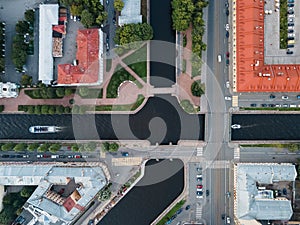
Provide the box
[49,143,61,153]
[191,80,204,97]
[180,99,195,113]
[37,143,49,152]
[13,143,27,152]
[55,87,65,97]
[65,88,74,96]
[1,143,15,151]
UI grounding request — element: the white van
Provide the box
[218,55,222,62]
[290,104,297,108]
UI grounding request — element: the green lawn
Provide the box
[123,45,147,78]
[106,65,143,98]
[280,0,288,49]
[106,58,112,72]
[95,94,145,111]
[157,200,186,225]
[79,88,103,99]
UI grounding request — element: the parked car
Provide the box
[226,59,229,66]
[225,1,229,7]
[226,31,229,38]
[197,177,202,182]
[288,22,294,26]
[282,96,289,100]
[2,154,9,158]
[287,44,294,48]
[283,188,287,195]
[74,155,81,158]
[288,37,294,40]
[288,3,294,7]
[250,103,257,107]
[288,10,294,15]
[226,216,231,224]
[287,51,293,54]
[185,205,191,210]
[37,154,43,158]
[225,96,232,100]
[226,52,230,58]
[268,104,275,107]
[196,167,202,172]
[261,104,268,107]
[269,94,275,99]
[226,9,229,16]
[288,29,294,33]
[283,104,289,107]
[226,81,230,88]
[206,189,210,196]
[197,184,203,189]
[225,24,230,31]
[222,214,225,220]
[121,152,129,157]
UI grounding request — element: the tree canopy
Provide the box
[114,23,153,47]
[81,9,94,28]
[114,0,124,11]
[171,0,194,31]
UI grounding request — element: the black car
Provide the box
[250,103,257,107]
[288,29,294,33]
[288,3,294,7]
[288,10,294,15]
[226,59,229,66]
[226,31,229,38]
[185,205,191,210]
[261,104,268,107]
[2,154,9,158]
[288,23,294,26]
[269,94,275,99]
[268,104,275,107]
[287,44,294,48]
[222,214,225,220]
[226,9,229,16]
[206,189,210,196]
[287,51,293,54]
[283,188,287,195]
[225,2,229,7]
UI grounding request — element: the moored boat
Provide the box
[231,124,241,129]
[29,126,61,133]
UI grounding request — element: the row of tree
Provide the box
[101,142,119,152]
[60,0,107,28]
[0,142,61,153]
[18,105,72,114]
[69,142,97,152]
[25,86,74,99]
[171,0,208,58]
[12,9,34,71]
[114,23,153,48]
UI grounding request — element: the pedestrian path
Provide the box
[195,205,202,220]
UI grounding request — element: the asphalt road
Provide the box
[202,0,232,224]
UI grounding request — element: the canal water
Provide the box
[149,0,176,87]
[232,114,300,140]
[98,159,184,225]
[0,96,204,144]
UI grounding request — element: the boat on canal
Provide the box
[29,126,61,134]
[231,124,241,129]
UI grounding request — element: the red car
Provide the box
[75,155,81,158]
[197,185,203,189]
[226,52,230,58]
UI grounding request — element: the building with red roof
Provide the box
[233,0,300,92]
[57,29,101,85]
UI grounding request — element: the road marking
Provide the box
[234,147,240,159]
[196,205,202,220]
[196,147,203,156]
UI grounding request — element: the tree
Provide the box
[95,11,108,25]
[41,105,49,114]
[171,0,194,31]
[55,88,65,97]
[25,9,35,24]
[49,143,61,153]
[109,142,119,152]
[15,20,29,34]
[101,142,110,152]
[27,143,39,151]
[37,143,49,152]
[20,74,32,86]
[34,105,41,114]
[288,143,299,152]
[70,4,83,16]
[71,144,79,152]
[114,23,153,47]
[79,87,89,97]
[1,143,15,151]
[46,88,56,98]
[191,80,204,97]
[20,186,33,198]
[81,9,94,28]
[65,88,73,96]
[13,143,26,152]
[114,0,124,11]
[56,105,64,114]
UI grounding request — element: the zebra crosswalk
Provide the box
[234,147,240,159]
[196,147,203,156]
[195,205,202,220]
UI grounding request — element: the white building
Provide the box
[119,0,142,26]
[234,163,297,224]
[38,4,59,84]
[0,82,18,98]
[0,164,108,225]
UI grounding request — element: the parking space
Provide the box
[239,93,300,108]
[264,0,300,64]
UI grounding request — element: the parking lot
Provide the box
[0,0,44,84]
[264,0,300,64]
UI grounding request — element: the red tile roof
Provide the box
[63,196,75,212]
[235,0,300,92]
[57,29,99,84]
[53,25,66,34]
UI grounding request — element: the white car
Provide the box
[226,81,230,88]
[196,195,203,199]
[288,33,295,37]
[37,155,43,158]
[225,24,230,31]
[225,96,232,100]
[226,216,231,224]
[288,14,295,18]
[282,96,288,100]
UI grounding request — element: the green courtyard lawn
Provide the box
[122,44,147,78]
[106,65,143,98]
